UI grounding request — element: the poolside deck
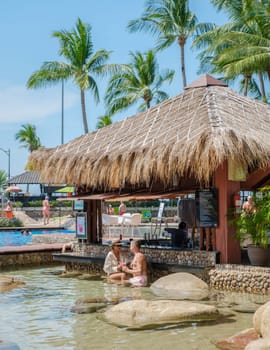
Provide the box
[0,243,64,254]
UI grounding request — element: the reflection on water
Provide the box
[0,266,267,350]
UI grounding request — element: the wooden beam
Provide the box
[241,167,270,190]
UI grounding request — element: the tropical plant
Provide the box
[105,50,174,114]
[128,0,213,89]
[194,0,269,100]
[15,124,41,153]
[234,187,270,248]
[27,18,111,134]
[0,170,7,191]
[0,218,23,228]
[96,115,113,129]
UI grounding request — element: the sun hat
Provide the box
[111,239,122,247]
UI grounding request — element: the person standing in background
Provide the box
[42,196,50,225]
[118,201,127,215]
[107,204,115,215]
[242,195,255,214]
[5,200,13,219]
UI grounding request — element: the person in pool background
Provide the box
[42,196,50,225]
[21,229,32,235]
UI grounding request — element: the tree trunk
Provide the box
[80,89,89,134]
[178,37,187,90]
[258,73,266,102]
[243,76,248,96]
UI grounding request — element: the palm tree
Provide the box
[96,115,113,129]
[128,0,213,89]
[105,50,174,115]
[15,124,41,153]
[194,0,269,100]
[27,18,111,134]
[0,170,7,191]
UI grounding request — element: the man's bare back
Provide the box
[130,251,147,277]
[122,240,148,287]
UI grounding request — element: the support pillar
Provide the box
[85,200,102,244]
[214,161,241,263]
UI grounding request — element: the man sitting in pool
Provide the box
[121,240,147,287]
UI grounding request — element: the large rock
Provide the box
[0,275,25,293]
[245,338,270,350]
[253,301,270,337]
[215,328,259,350]
[102,299,220,329]
[150,272,209,300]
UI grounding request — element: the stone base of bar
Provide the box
[53,243,219,283]
[210,264,270,294]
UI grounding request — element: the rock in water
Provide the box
[102,299,220,329]
[0,275,25,293]
[150,272,209,300]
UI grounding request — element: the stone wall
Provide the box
[209,264,270,294]
[32,234,75,244]
[19,207,73,221]
[61,243,217,283]
[0,252,59,269]
[72,243,217,267]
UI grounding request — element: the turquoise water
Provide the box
[0,266,266,350]
[0,229,75,247]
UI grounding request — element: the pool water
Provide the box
[0,266,267,350]
[0,229,75,247]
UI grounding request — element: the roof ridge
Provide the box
[185,74,228,90]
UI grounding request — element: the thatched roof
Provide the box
[28,75,270,191]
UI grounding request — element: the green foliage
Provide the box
[0,218,23,227]
[234,187,270,248]
[194,0,270,100]
[96,115,113,129]
[11,201,23,208]
[105,50,174,115]
[106,200,161,208]
[58,201,72,207]
[15,124,42,153]
[128,0,214,88]
[27,18,111,134]
[0,170,7,191]
[22,200,72,208]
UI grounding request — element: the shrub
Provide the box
[0,218,23,227]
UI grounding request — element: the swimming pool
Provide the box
[0,266,264,350]
[0,229,75,247]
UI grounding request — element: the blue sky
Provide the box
[0,0,226,186]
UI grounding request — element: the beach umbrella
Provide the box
[5,185,22,193]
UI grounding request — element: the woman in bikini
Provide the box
[42,196,50,225]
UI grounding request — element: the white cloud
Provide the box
[0,84,79,123]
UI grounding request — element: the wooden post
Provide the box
[97,200,103,243]
[205,227,211,251]
[214,161,241,263]
[199,228,205,250]
[85,199,101,243]
[211,228,216,250]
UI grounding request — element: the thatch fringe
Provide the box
[28,85,270,189]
